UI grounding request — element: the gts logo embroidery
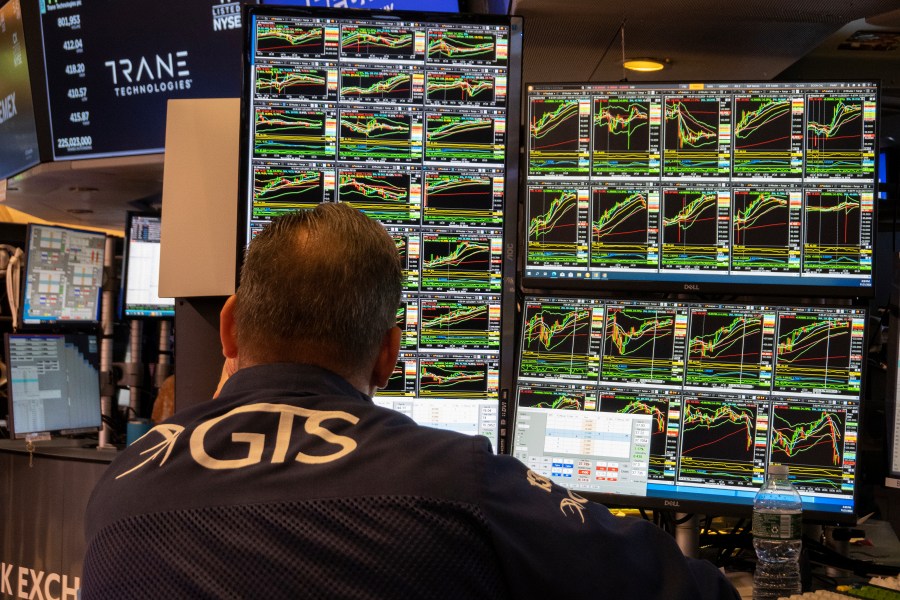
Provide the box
[526,469,589,523]
[116,403,359,478]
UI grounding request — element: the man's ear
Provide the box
[371,326,401,390]
[220,295,239,360]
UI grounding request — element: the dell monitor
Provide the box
[512,295,865,523]
[5,333,102,440]
[523,81,879,298]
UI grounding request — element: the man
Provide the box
[82,202,739,599]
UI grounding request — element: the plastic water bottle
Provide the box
[752,464,802,600]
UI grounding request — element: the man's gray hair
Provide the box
[234,202,402,374]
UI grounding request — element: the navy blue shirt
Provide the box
[83,363,739,599]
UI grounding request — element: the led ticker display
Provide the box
[512,296,864,520]
[241,6,522,447]
[524,81,879,297]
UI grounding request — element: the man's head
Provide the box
[220,202,402,392]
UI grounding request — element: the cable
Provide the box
[3,246,23,330]
[587,19,625,82]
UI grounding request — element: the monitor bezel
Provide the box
[119,211,174,320]
[20,223,107,329]
[4,332,102,440]
[509,294,868,525]
[520,79,881,301]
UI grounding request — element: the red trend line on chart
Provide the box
[690,316,762,359]
[606,313,674,355]
[256,70,325,93]
[594,104,649,149]
[593,192,647,239]
[682,404,754,452]
[665,101,717,148]
[734,193,788,239]
[524,308,591,351]
[420,366,484,389]
[808,101,862,144]
[734,99,791,148]
[772,411,843,464]
[255,112,323,133]
[339,175,407,203]
[530,102,578,148]
[663,193,716,230]
[529,191,577,238]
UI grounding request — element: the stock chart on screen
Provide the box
[524,81,879,298]
[512,296,864,519]
[241,6,522,447]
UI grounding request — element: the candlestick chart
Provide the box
[420,233,499,293]
[529,98,586,175]
[423,172,499,227]
[591,99,658,177]
[340,68,412,102]
[678,399,759,486]
[256,22,325,55]
[338,111,418,162]
[338,170,418,224]
[590,188,656,269]
[255,65,331,100]
[686,311,768,389]
[427,30,498,63]
[527,187,587,267]
[802,191,866,273]
[731,190,795,271]
[601,307,683,385]
[341,26,415,58]
[599,391,675,480]
[732,97,797,176]
[419,297,497,350]
[254,106,334,160]
[770,404,847,493]
[425,113,501,162]
[774,314,854,394]
[519,303,600,381]
[419,358,492,398]
[661,190,722,269]
[252,166,328,218]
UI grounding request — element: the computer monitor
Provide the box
[0,0,41,180]
[121,212,174,319]
[512,295,865,523]
[4,333,101,439]
[21,224,106,327]
[522,81,879,298]
[238,5,523,449]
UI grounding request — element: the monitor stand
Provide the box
[675,513,700,558]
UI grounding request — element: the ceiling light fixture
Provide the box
[623,58,666,72]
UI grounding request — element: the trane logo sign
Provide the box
[104,51,190,85]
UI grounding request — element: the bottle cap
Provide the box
[769,464,789,475]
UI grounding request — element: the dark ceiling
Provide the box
[5,1,900,232]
